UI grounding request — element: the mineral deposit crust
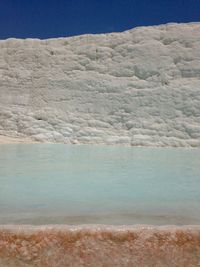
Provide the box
[0,22,200,146]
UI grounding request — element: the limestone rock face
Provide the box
[0,22,200,146]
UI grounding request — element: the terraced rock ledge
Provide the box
[0,22,200,147]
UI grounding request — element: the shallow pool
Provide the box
[0,144,200,225]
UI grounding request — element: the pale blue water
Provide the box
[0,144,200,225]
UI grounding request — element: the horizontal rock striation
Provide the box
[0,22,200,146]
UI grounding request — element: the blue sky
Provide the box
[0,0,200,39]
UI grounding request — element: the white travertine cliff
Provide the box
[0,23,200,146]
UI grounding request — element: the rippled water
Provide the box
[0,144,200,225]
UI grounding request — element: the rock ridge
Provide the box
[0,22,200,146]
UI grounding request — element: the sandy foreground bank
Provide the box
[0,225,200,267]
[0,135,39,144]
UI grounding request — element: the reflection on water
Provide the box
[0,144,200,225]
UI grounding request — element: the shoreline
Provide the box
[0,135,200,149]
[1,223,200,230]
[0,135,40,144]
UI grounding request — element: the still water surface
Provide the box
[0,144,200,225]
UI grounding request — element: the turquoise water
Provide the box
[0,144,200,225]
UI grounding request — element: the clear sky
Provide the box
[0,0,200,39]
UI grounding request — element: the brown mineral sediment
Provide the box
[0,225,200,267]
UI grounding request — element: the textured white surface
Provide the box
[0,22,200,146]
